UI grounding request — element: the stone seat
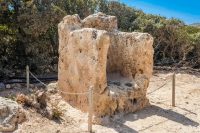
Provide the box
[58,12,154,117]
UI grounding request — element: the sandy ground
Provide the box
[1,71,200,133]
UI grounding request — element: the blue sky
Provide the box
[120,0,200,24]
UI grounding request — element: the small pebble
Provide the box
[6,84,11,89]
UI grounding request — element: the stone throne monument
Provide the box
[58,12,154,117]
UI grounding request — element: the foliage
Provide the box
[51,102,63,120]
[0,0,200,77]
[99,1,138,31]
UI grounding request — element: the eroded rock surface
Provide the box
[0,97,26,132]
[58,12,154,117]
[82,12,117,31]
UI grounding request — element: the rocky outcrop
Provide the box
[0,97,26,132]
[58,12,154,117]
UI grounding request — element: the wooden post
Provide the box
[88,87,93,133]
[172,72,175,107]
[26,65,29,89]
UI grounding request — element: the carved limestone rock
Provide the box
[58,12,154,117]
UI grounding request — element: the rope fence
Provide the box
[147,75,172,95]
[29,71,48,87]
[27,66,89,95]
[25,65,177,132]
[148,73,176,107]
[59,90,89,95]
[26,65,93,132]
[147,81,169,95]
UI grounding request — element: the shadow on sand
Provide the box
[102,105,199,133]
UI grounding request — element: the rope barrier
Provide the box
[28,69,93,132]
[147,74,173,95]
[26,65,179,133]
[93,80,171,99]
[147,80,169,95]
[58,90,89,95]
[99,75,172,97]
[29,69,171,96]
[29,71,48,87]
[29,70,89,95]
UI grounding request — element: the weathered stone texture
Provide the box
[58,12,154,117]
[82,12,117,31]
[59,28,110,111]
[107,32,153,79]
[0,97,26,132]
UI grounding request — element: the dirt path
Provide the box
[12,71,200,133]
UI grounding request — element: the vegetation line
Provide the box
[0,0,200,77]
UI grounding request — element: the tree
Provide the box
[99,1,137,31]
[0,0,200,77]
